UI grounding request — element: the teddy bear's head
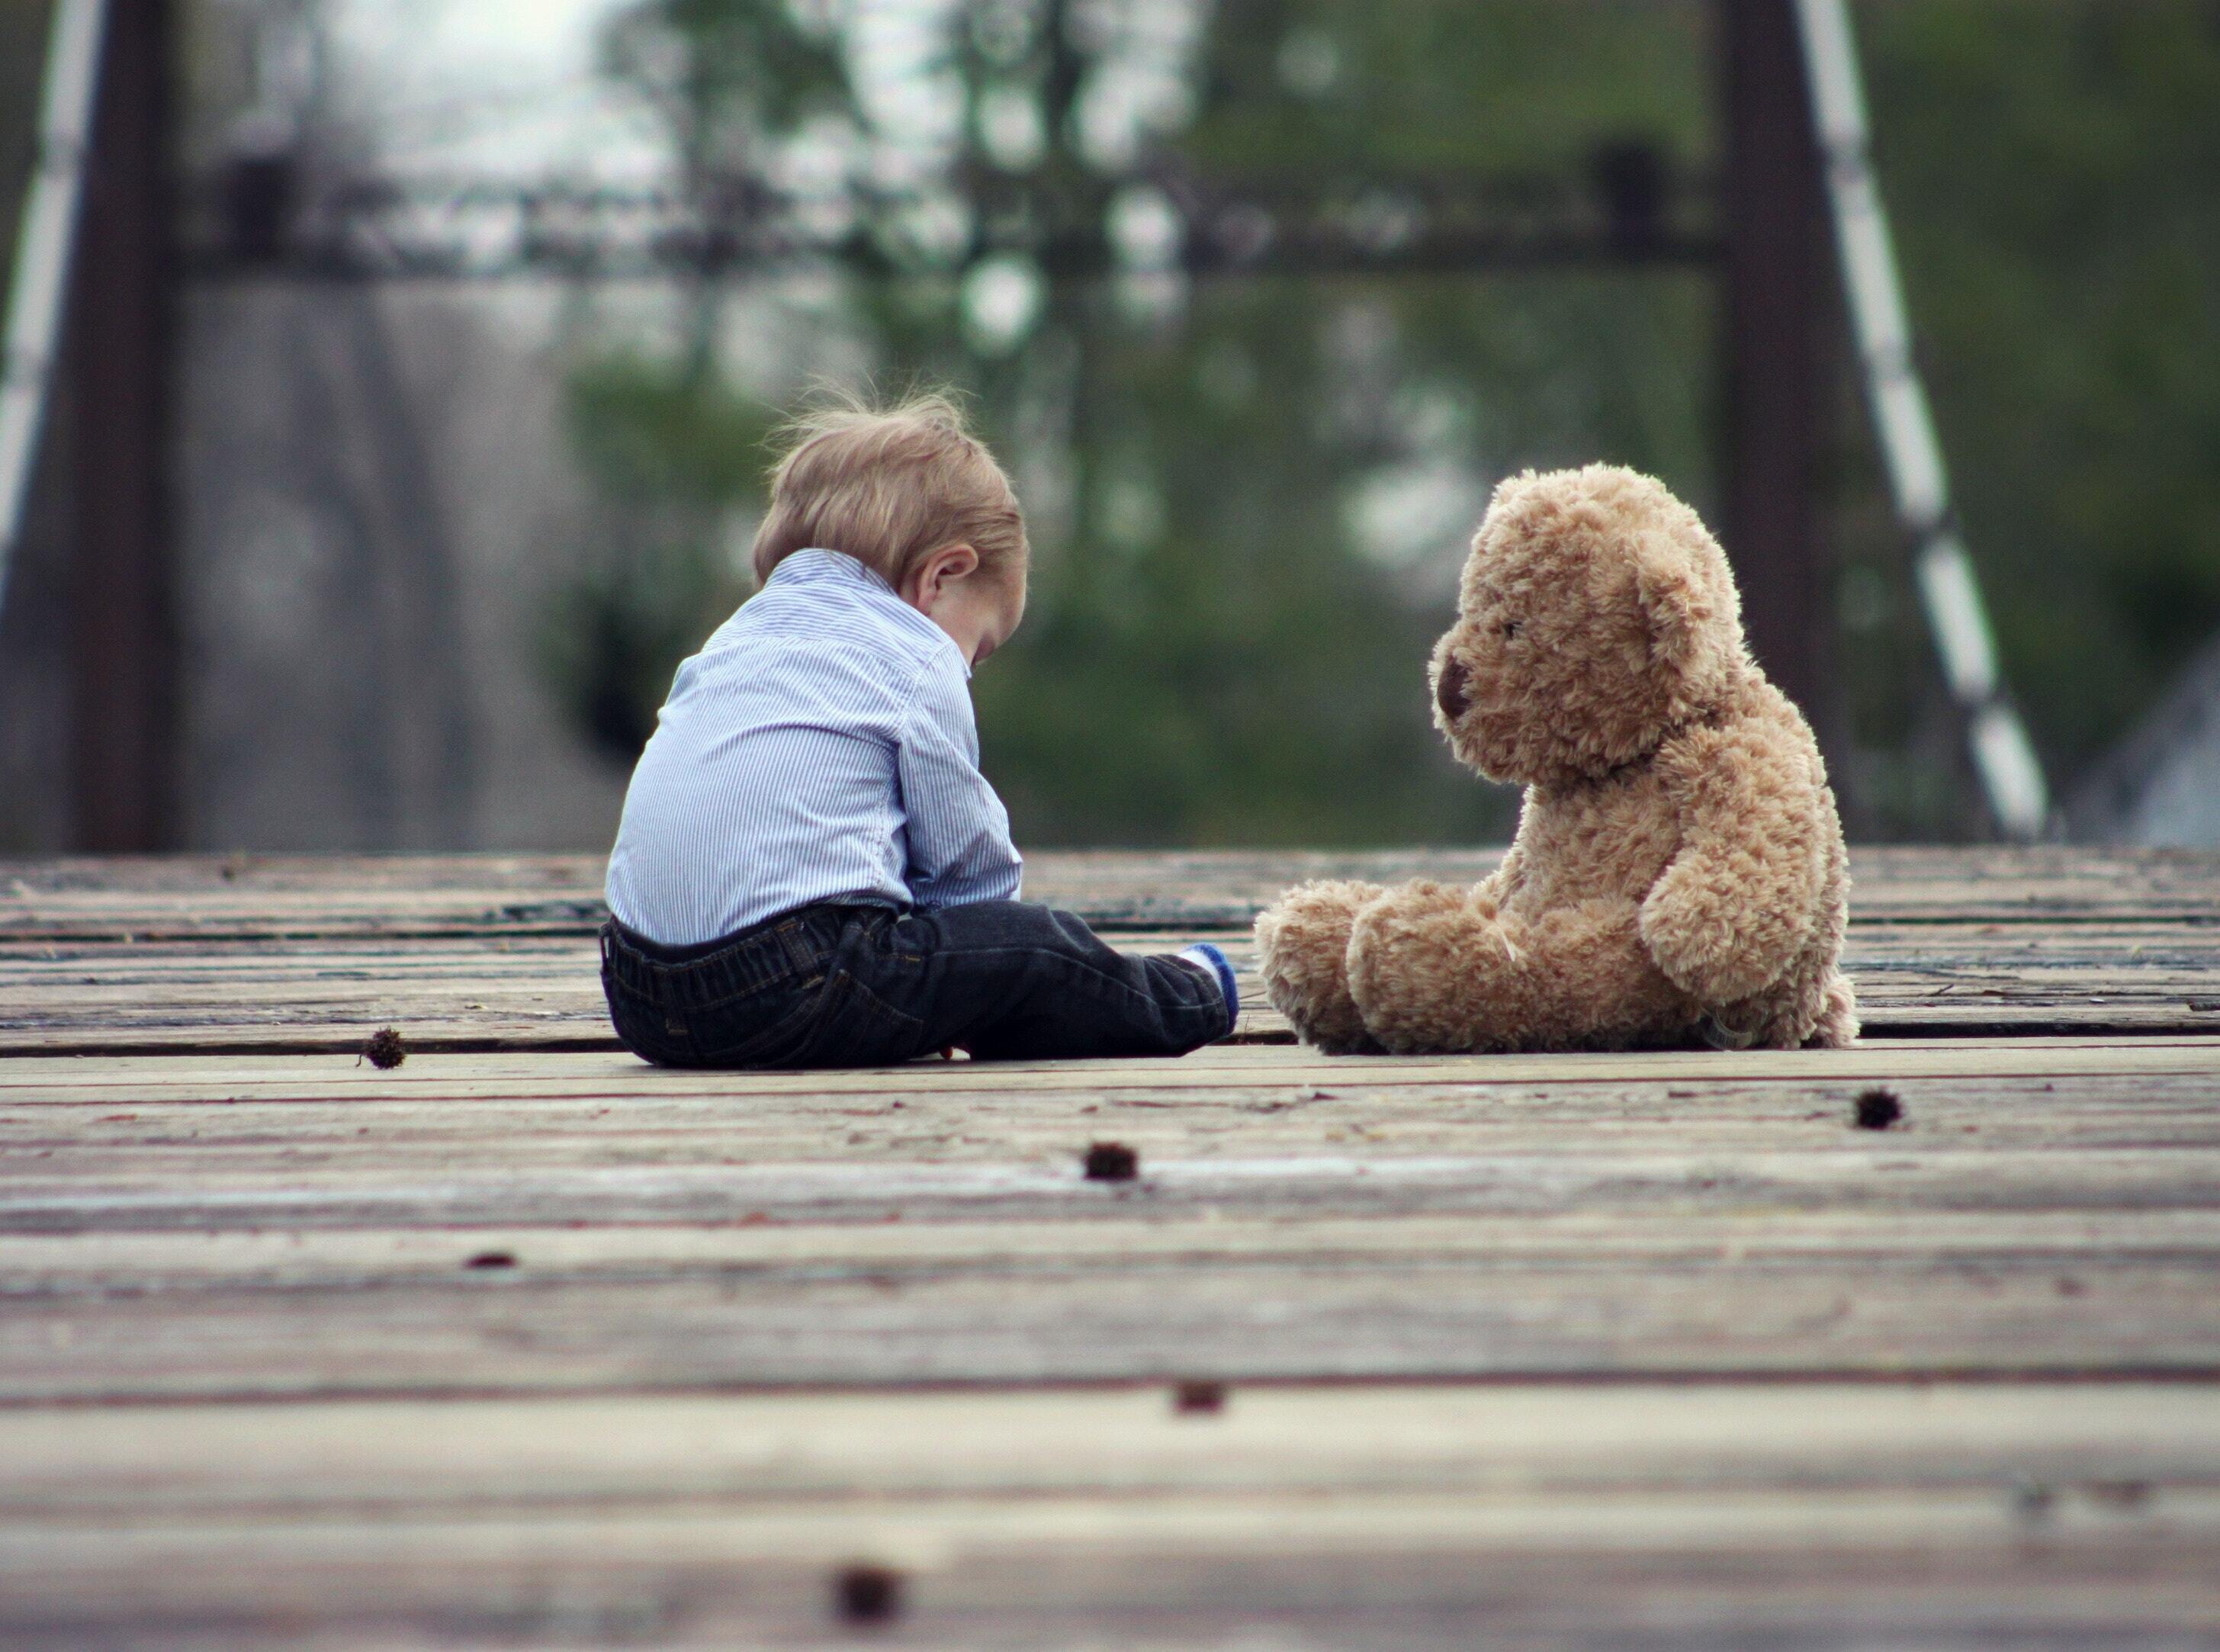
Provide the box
[1429,464,1747,785]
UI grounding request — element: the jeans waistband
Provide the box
[599,905,850,1007]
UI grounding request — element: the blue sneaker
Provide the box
[1178,943,1240,1038]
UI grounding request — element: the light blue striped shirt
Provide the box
[605,548,1023,947]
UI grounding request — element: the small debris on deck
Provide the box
[1173,1380,1228,1415]
[833,1564,904,1625]
[1853,1087,1904,1130]
[361,1027,406,1069]
[1083,1140,1139,1181]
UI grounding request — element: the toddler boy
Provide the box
[600,393,1238,1068]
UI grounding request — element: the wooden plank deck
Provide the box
[2,847,2218,1647]
[8,847,2220,1052]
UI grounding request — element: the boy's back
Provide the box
[606,548,1019,949]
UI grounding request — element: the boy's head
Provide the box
[753,390,1028,664]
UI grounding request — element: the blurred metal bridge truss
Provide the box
[178,155,1720,284]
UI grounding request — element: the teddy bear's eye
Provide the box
[1501,619,1523,639]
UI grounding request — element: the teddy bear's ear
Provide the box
[1634,538,1710,672]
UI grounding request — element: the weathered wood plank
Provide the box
[5,1054,2219,1395]
[9,1382,2210,1515]
[11,1071,2220,1167]
[5,1201,2217,1395]
[7,845,2220,942]
[8,918,2220,1054]
[10,1503,2216,1651]
[10,1145,2218,1231]
[3,848,2216,1646]
[2,1387,2215,1650]
[14,1261,2215,1398]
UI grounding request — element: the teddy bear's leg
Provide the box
[1255,879,1387,1053]
[1348,887,1683,1054]
[1341,880,1498,1053]
[1516,900,1695,1048]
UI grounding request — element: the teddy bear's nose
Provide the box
[1436,656,1472,721]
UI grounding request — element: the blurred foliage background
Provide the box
[541,0,2220,847]
[8,0,2215,850]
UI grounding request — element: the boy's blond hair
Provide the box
[751,390,1028,593]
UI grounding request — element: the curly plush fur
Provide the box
[1257,464,1857,1054]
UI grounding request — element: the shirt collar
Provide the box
[768,548,970,677]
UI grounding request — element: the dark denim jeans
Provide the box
[600,900,1230,1069]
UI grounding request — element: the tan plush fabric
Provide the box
[1257,464,1858,1054]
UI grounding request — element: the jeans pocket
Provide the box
[689,984,831,1069]
[791,972,927,1069]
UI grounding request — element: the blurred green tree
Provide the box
[543,356,779,758]
[545,0,2220,844]
[538,0,840,763]
[549,0,1714,844]
[1850,2,2220,795]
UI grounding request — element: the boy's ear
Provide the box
[906,543,978,607]
[920,542,979,599]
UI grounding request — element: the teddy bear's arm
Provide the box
[1639,719,1825,1006]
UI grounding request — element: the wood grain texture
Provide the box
[6,844,2220,940]
[4,1048,2219,1398]
[7,918,2220,1055]
[3,1387,2216,1649]
[4,849,2219,1645]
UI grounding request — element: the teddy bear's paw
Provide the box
[1704,963,1859,1052]
[1806,971,1860,1048]
[1638,876,1803,1008]
[1255,880,1384,1053]
[1345,882,1518,1054]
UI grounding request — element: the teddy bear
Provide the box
[1256,463,1857,1054]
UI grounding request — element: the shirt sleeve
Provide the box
[895,650,1024,908]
